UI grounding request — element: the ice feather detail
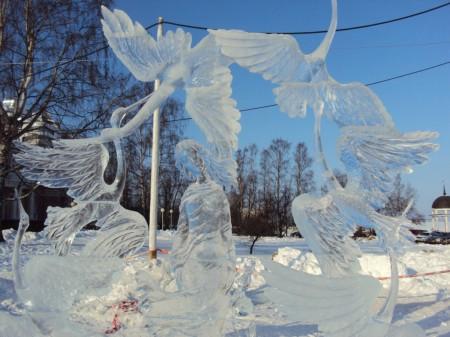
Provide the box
[292,193,362,277]
[274,81,395,127]
[184,36,241,157]
[13,107,148,257]
[82,206,147,258]
[210,30,308,84]
[14,141,110,201]
[45,203,97,256]
[339,126,439,207]
[186,83,240,155]
[101,6,191,82]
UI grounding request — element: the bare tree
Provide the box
[258,148,274,231]
[158,99,188,229]
[122,122,151,213]
[229,148,247,231]
[120,98,187,229]
[380,174,424,223]
[230,144,258,232]
[230,139,316,247]
[266,139,292,237]
[244,144,258,223]
[0,0,139,241]
[293,142,314,195]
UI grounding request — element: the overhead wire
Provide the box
[164,59,450,122]
[365,60,450,86]
[5,40,450,66]
[162,1,450,34]
[10,2,449,121]
[334,40,450,51]
[19,1,450,78]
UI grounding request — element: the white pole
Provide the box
[444,210,448,233]
[148,17,163,260]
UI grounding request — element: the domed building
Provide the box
[431,186,450,232]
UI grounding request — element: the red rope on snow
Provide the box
[377,268,450,281]
[105,314,121,334]
[105,300,139,334]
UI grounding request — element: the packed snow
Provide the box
[0,230,449,336]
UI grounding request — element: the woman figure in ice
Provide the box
[169,139,236,336]
[136,140,240,337]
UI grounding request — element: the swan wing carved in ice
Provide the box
[14,108,148,257]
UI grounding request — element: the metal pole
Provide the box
[148,17,164,260]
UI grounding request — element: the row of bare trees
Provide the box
[229,138,424,245]
[229,139,315,238]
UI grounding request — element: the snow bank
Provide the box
[235,257,265,291]
[272,247,321,275]
[3,229,45,242]
[270,246,450,297]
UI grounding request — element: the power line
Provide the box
[10,2,449,121]
[365,60,450,86]
[162,117,193,124]
[0,58,110,66]
[334,40,450,51]
[6,40,450,66]
[163,2,450,35]
[241,104,277,112]
[19,2,449,78]
[164,59,450,122]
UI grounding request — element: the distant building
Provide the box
[431,186,450,232]
[1,99,69,232]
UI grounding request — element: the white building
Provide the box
[431,186,450,232]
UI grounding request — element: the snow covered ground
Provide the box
[0,229,449,336]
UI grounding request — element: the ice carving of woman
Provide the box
[168,139,237,336]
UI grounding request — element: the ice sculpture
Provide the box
[12,190,30,293]
[14,5,241,257]
[212,0,436,336]
[14,106,148,257]
[135,139,240,337]
[171,140,235,295]
[210,0,437,208]
[12,7,245,336]
[64,140,247,337]
[11,190,123,337]
[92,7,240,161]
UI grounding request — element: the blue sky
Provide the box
[114,0,450,216]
